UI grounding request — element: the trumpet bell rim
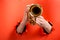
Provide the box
[29,4,43,17]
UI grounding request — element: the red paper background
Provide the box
[0,0,60,40]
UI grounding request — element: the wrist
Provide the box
[42,22,52,33]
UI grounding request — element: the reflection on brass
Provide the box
[28,4,43,25]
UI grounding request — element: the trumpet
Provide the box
[28,4,43,25]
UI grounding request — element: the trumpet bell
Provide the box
[29,4,42,17]
[28,4,43,25]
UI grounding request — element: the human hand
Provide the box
[36,16,52,33]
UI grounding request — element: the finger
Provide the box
[36,19,43,26]
[26,4,34,11]
[25,5,30,13]
[31,4,34,6]
[37,16,44,19]
[26,5,30,7]
[27,4,34,7]
[27,12,35,21]
[29,12,34,18]
[36,18,43,22]
[36,19,40,25]
[26,5,30,10]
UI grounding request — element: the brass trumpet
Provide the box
[28,4,43,25]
